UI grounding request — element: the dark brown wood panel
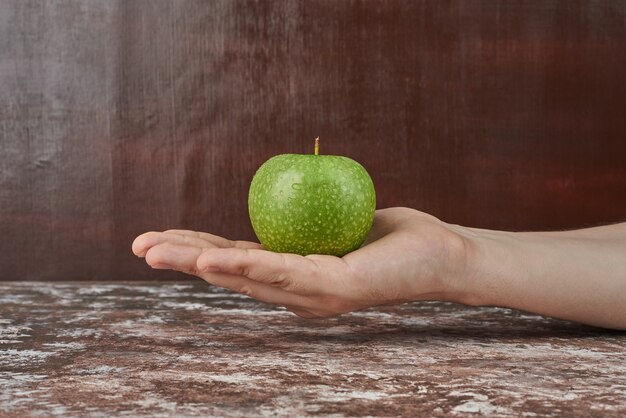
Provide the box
[1,1,625,280]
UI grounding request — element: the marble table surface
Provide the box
[0,281,624,417]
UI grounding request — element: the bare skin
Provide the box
[132,207,626,330]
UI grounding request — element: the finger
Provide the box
[164,229,262,250]
[133,231,218,258]
[200,273,309,308]
[145,243,310,308]
[145,243,205,274]
[197,248,319,294]
[293,312,317,319]
[284,307,318,319]
[132,232,161,257]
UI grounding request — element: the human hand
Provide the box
[132,207,470,318]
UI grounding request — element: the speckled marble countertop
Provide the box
[0,281,624,417]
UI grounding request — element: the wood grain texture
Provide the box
[1,1,625,280]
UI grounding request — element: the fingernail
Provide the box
[151,263,173,270]
[203,265,221,273]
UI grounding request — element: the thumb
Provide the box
[196,248,319,293]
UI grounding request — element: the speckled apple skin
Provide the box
[248,154,376,256]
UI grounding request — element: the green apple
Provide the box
[248,139,376,256]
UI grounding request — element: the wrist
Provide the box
[440,223,518,307]
[437,221,626,329]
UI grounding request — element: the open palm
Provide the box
[132,208,466,318]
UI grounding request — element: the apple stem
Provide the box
[314,137,320,156]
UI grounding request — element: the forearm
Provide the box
[453,223,626,330]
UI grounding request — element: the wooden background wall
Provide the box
[1,1,625,280]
